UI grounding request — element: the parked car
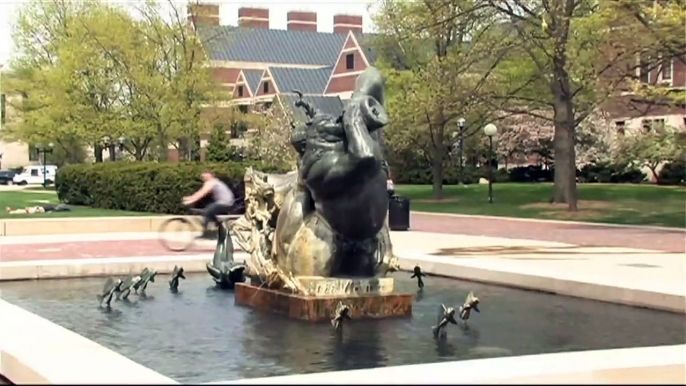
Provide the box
[0,170,17,185]
[12,165,58,185]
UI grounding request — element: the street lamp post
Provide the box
[483,124,498,204]
[457,118,466,186]
[35,143,54,187]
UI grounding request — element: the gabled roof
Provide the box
[242,69,264,95]
[277,93,345,124]
[269,67,332,95]
[196,25,347,66]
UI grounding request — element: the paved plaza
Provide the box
[1,212,683,313]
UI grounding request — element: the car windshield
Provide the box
[21,167,31,174]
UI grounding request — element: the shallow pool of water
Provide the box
[1,273,684,383]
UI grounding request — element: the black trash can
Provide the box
[388,196,411,231]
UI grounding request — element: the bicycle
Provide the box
[158,198,245,252]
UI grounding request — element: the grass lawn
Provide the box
[397,183,686,228]
[0,190,153,219]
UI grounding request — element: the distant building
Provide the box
[172,4,377,161]
[0,89,34,169]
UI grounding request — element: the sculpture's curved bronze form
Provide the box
[234,67,399,293]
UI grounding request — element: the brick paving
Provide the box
[0,239,217,263]
[0,213,682,263]
[411,213,685,253]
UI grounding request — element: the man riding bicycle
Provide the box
[182,171,236,238]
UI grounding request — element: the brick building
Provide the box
[170,3,378,161]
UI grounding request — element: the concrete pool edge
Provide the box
[2,252,683,314]
[397,253,686,314]
[205,344,686,384]
[0,254,249,281]
[0,299,683,386]
[0,299,177,384]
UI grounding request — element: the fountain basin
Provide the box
[0,273,684,383]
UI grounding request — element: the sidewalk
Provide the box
[1,230,683,312]
[411,212,686,253]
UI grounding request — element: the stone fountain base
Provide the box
[234,277,413,322]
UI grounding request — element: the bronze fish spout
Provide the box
[98,277,123,308]
[331,302,352,332]
[432,304,458,338]
[133,267,158,294]
[169,265,185,292]
[459,291,480,321]
[117,274,141,300]
[410,265,427,289]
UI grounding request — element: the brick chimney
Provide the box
[287,11,317,32]
[187,3,220,26]
[333,14,363,34]
[238,7,269,29]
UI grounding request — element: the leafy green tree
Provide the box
[206,124,244,162]
[482,0,686,210]
[617,123,685,184]
[6,0,224,162]
[372,0,511,199]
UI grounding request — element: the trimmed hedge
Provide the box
[658,161,686,186]
[578,162,645,184]
[55,161,290,214]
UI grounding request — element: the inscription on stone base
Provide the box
[234,283,413,322]
[297,276,394,297]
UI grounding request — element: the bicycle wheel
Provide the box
[158,217,197,252]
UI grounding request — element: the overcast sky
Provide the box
[0,0,379,68]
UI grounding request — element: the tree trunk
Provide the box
[157,132,169,162]
[551,93,578,211]
[432,155,444,199]
[430,119,446,200]
[94,143,103,163]
[108,145,116,162]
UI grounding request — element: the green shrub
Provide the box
[55,161,290,214]
[658,161,686,186]
[578,162,645,184]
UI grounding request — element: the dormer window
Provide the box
[346,53,355,70]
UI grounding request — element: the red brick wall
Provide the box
[239,19,269,29]
[332,49,367,75]
[343,37,356,50]
[212,68,241,84]
[188,4,219,26]
[287,11,317,31]
[168,148,180,162]
[333,14,362,34]
[255,80,276,96]
[238,7,269,29]
[325,74,358,94]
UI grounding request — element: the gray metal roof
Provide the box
[269,67,332,95]
[277,93,344,124]
[241,69,264,95]
[196,25,347,66]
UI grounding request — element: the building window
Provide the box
[263,82,269,94]
[238,105,248,114]
[658,56,673,85]
[237,85,244,97]
[637,54,650,84]
[615,121,626,136]
[346,53,355,70]
[642,118,665,132]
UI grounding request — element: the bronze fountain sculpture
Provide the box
[231,67,407,321]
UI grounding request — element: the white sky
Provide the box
[0,0,379,69]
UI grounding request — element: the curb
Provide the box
[413,211,686,232]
